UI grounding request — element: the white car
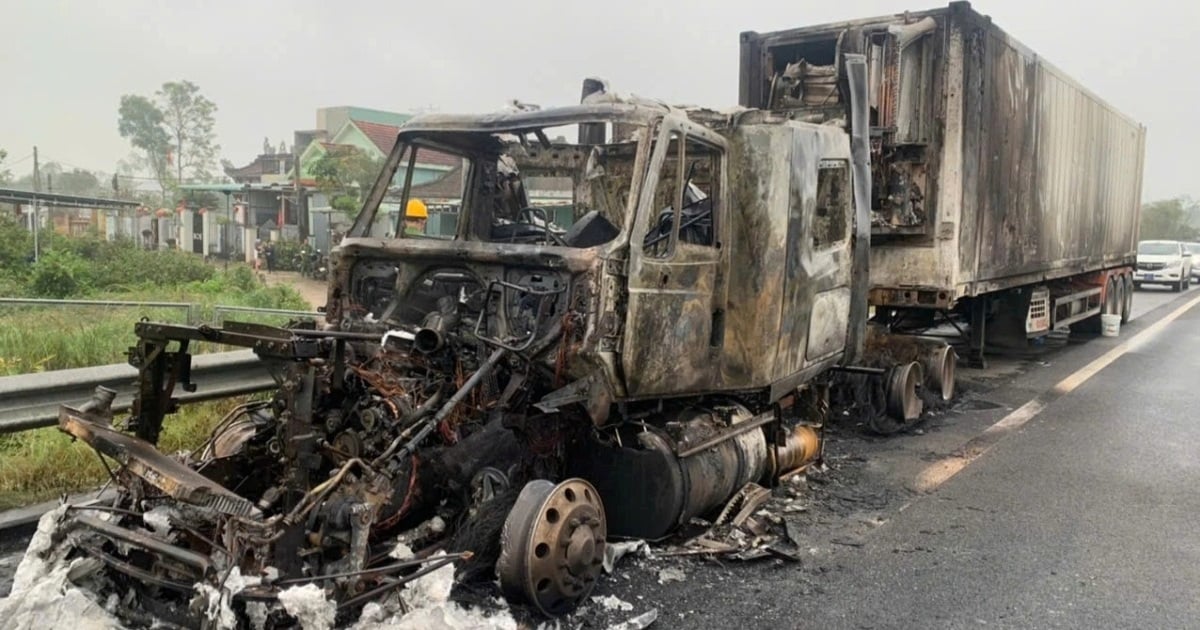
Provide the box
[1186,243,1200,281]
[1135,240,1193,291]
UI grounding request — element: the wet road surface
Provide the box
[1,285,1197,626]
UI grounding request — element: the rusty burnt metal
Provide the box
[45,59,952,628]
[739,2,1145,310]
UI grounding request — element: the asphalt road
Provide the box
[2,283,1198,627]
[619,283,1200,629]
[793,289,1200,628]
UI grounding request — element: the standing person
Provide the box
[253,240,263,272]
[264,241,276,273]
[404,199,428,236]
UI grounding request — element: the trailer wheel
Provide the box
[1103,277,1120,315]
[885,362,924,422]
[925,345,957,402]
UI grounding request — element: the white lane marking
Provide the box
[914,293,1200,493]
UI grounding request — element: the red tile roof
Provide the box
[350,120,461,169]
[352,120,401,155]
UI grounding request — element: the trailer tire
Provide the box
[1103,277,1120,315]
[1120,275,1133,324]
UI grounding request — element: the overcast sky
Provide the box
[4,0,1195,200]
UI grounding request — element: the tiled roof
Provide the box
[352,120,401,155]
[408,165,465,200]
[350,120,461,169]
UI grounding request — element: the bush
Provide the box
[29,249,90,297]
[268,239,306,272]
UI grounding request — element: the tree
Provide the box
[0,148,11,186]
[118,94,172,191]
[117,81,219,194]
[310,147,384,219]
[158,81,218,184]
[1140,197,1200,241]
[40,163,102,196]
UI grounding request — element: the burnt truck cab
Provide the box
[328,87,868,425]
[50,61,886,625]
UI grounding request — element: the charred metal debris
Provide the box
[46,76,955,628]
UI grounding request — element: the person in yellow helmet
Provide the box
[404,198,428,236]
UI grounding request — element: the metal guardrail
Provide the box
[213,304,323,324]
[0,350,275,434]
[0,297,198,324]
[0,298,324,326]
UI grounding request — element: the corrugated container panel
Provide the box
[738,3,1145,303]
[970,18,1142,286]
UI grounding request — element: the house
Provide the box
[296,107,464,249]
[224,138,295,185]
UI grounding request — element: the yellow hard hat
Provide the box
[406,198,428,219]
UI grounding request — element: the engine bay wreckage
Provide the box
[47,62,957,628]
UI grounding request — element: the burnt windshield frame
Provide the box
[349,106,665,242]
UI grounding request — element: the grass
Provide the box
[0,250,311,506]
[0,399,241,510]
[0,268,312,374]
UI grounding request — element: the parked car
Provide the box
[1186,243,1200,281]
[1135,240,1192,291]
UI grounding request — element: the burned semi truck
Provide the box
[739,1,1146,366]
[45,59,940,626]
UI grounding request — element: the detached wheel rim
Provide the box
[926,345,957,402]
[885,361,924,422]
[497,478,606,616]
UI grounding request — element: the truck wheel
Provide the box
[1120,275,1133,324]
[498,479,606,616]
[1103,277,1119,315]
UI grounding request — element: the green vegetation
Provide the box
[0,400,238,510]
[0,218,307,506]
[1140,196,1200,241]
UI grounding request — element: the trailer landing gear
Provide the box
[967,296,988,369]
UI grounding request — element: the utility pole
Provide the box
[31,146,40,262]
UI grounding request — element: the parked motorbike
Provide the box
[312,249,328,281]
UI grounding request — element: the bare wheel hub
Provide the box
[497,478,606,616]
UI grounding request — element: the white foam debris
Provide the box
[389,542,415,560]
[10,505,67,592]
[351,554,518,630]
[656,567,685,584]
[0,561,125,629]
[278,583,336,630]
[191,567,256,629]
[141,506,174,534]
[1,508,124,629]
[591,594,634,612]
[193,583,237,629]
[606,609,659,630]
[602,540,650,573]
[245,601,272,630]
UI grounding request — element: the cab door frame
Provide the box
[620,116,729,397]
